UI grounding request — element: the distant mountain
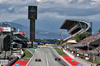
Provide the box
[2,22,68,39]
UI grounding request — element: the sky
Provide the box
[0,0,100,37]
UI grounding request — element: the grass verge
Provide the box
[19,48,33,60]
[93,61,100,64]
[55,48,68,56]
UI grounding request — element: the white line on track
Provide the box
[45,54,49,66]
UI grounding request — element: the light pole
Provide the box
[59,33,64,48]
[59,33,64,39]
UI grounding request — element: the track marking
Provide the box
[45,54,49,66]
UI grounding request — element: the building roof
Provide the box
[60,19,78,29]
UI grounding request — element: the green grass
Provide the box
[55,48,68,56]
[19,48,33,60]
[93,61,100,64]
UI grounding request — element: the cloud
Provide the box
[36,0,41,2]
[0,0,100,39]
[0,12,27,22]
[0,0,100,23]
[0,0,5,3]
[69,0,78,4]
[3,0,36,5]
[39,7,100,16]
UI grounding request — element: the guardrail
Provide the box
[6,57,19,66]
[0,60,9,65]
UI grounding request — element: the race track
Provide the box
[27,47,69,66]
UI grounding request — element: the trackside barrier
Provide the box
[0,60,9,65]
[21,49,25,58]
[21,53,25,58]
[15,49,24,58]
[63,49,74,59]
[6,57,19,66]
[63,49,92,66]
[74,57,92,66]
[7,50,24,66]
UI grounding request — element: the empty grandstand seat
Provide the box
[73,33,100,47]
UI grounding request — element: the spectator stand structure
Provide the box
[0,23,28,65]
[60,19,100,65]
[11,29,28,58]
[0,23,12,65]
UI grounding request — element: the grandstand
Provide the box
[11,27,28,59]
[0,23,12,52]
[13,31,28,48]
[60,19,100,53]
[60,19,92,46]
[72,33,100,54]
[60,19,100,63]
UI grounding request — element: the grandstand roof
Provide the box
[60,19,78,29]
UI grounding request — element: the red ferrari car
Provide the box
[55,58,61,61]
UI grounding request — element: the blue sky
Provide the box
[0,0,100,37]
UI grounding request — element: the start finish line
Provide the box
[35,41,56,43]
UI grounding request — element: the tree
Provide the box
[76,32,92,42]
[35,38,62,45]
[98,29,100,33]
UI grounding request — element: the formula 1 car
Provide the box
[35,58,41,62]
[55,58,61,61]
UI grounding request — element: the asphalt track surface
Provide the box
[27,47,69,66]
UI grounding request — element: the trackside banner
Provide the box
[0,27,11,32]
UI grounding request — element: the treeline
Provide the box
[35,39,63,45]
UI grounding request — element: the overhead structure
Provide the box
[28,6,37,48]
[60,19,92,46]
